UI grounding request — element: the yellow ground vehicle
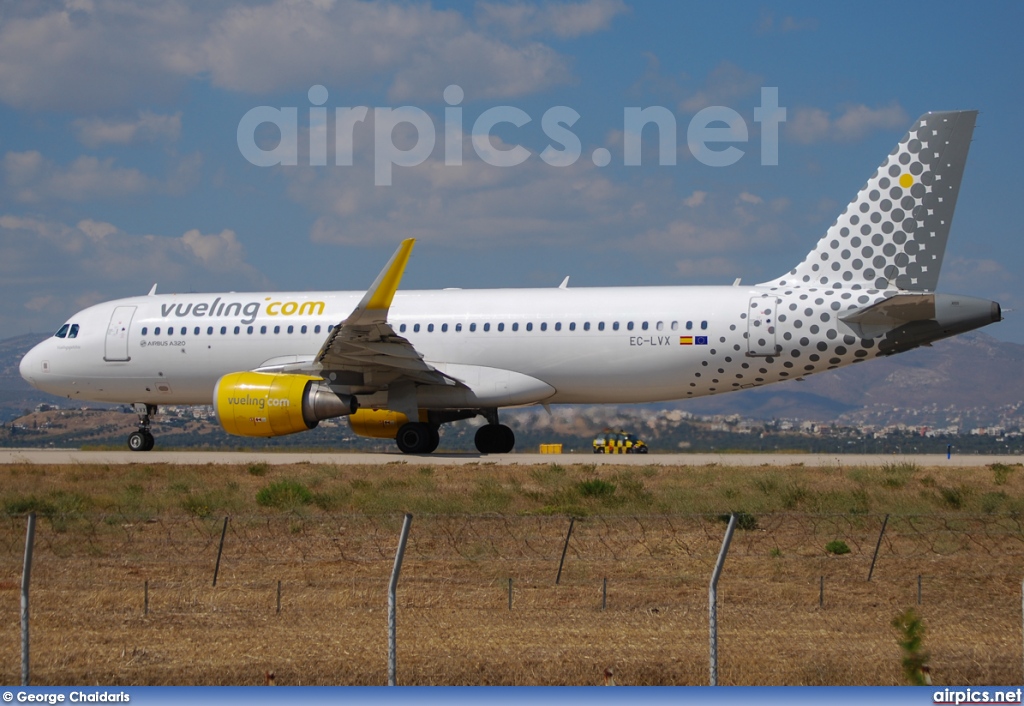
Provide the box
[592,429,648,454]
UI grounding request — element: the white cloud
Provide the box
[0,1,602,109]
[683,190,706,208]
[737,191,763,205]
[755,12,817,35]
[74,111,182,147]
[2,149,201,202]
[679,61,762,114]
[476,0,629,39]
[0,214,270,330]
[787,103,909,144]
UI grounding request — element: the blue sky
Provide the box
[3,1,1022,341]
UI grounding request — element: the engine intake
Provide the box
[214,372,357,437]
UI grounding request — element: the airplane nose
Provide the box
[20,343,41,384]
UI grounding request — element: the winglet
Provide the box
[147,283,158,296]
[344,239,415,326]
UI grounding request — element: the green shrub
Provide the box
[718,511,757,531]
[577,478,616,498]
[991,462,1020,486]
[256,480,313,509]
[892,608,930,685]
[825,539,851,555]
[247,462,269,477]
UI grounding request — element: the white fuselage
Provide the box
[19,283,887,409]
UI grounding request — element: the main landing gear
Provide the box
[128,403,156,452]
[395,422,440,454]
[392,410,516,455]
[474,424,515,454]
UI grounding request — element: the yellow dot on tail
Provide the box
[899,173,913,188]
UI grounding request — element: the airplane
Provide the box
[19,110,1001,454]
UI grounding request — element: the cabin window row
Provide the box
[140,324,336,336]
[397,320,708,333]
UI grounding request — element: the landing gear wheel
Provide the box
[395,422,437,454]
[424,426,440,454]
[141,430,155,451]
[128,431,148,452]
[474,424,515,454]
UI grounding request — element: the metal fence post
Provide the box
[388,513,413,686]
[867,514,889,581]
[555,517,575,584]
[213,516,229,587]
[21,512,36,687]
[709,513,737,686]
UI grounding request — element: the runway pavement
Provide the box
[0,448,1018,466]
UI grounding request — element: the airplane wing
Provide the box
[313,239,452,393]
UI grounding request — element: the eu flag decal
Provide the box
[695,336,708,345]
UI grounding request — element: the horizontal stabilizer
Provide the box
[840,294,936,339]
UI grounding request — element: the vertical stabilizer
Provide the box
[761,110,976,292]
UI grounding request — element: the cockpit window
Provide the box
[54,324,70,339]
[67,324,79,338]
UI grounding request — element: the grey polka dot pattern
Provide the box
[674,112,981,402]
[761,111,977,293]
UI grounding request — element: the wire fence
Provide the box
[2,511,1022,685]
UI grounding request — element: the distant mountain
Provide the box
[2,330,1021,426]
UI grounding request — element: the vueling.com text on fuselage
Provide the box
[158,298,326,325]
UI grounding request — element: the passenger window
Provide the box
[686,321,693,330]
[483,323,490,332]
[68,324,79,338]
[555,322,562,331]
[584,322,590,331]
[569,322,576,331]
[701,321,708,330]
[287,325,293,334]
[273,325,280,334]
[512,323,519,332]
[414,324,420,333]
[206,327,213,335]
[155,327,162,335]
[234,326,240,334]
[428,324,434,332]
[301,325,307,334]
[260,326,267,334]
[641,322,649,331]
[328,325,334,332]
[247,326,254,334]
[656,321,664,331]
[497,323,504,332]
[400,324,407,333]
[613,322,620,331]
[168,327,174,335]
[442,323,449,333]
[55,324,69,338]
[627,322,634,331]
[470,323,477,332]
[141,327,148,336]
[194,327,200,335]
[315,325,321,334]
[671,321,678,331]
[598,322,605,331]
[455,323,462,332]
[221,326,227,334]
[526,323,533,332]
[540,322,547,331]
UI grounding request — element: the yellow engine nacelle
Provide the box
[214,372,357,437]
[348,408,427,438]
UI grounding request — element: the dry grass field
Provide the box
[0,459,1020,686]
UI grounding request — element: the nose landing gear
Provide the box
[128,403,156,451]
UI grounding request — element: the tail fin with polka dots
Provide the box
[761,110,977,292]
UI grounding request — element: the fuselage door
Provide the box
[746,296,779,357]
[104,305,136,362]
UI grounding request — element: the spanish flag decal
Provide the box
[679,336,693,345]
